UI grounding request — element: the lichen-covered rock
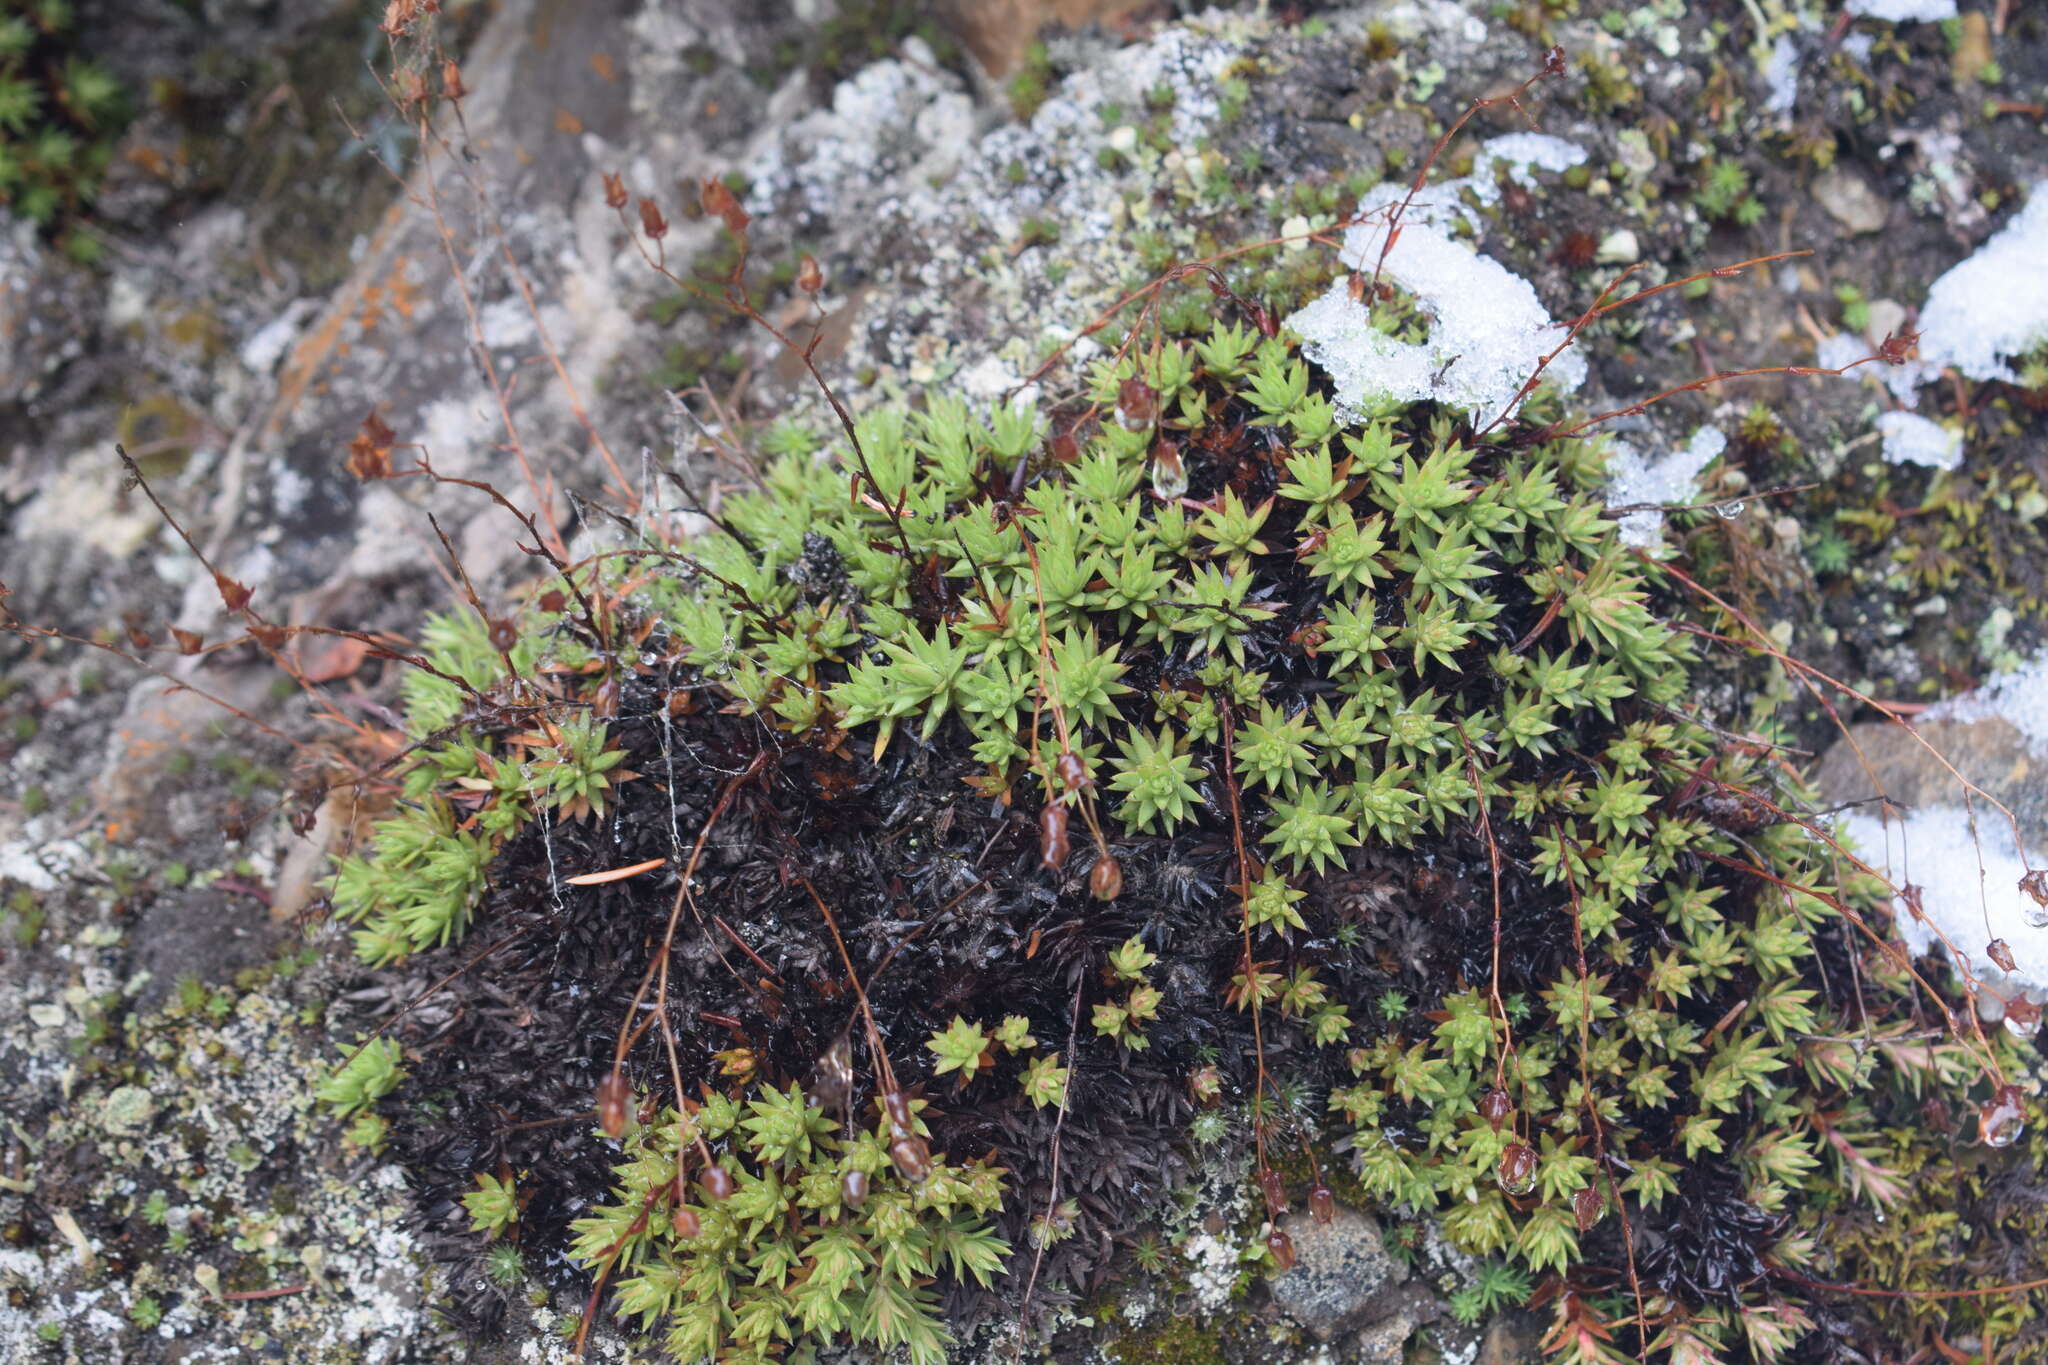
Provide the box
[1265,1204,1405,1341]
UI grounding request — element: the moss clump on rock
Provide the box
[0,0,130,262]
[322,306,2034,1361]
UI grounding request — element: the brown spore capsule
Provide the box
[595,1073,630,1139]
[1089,852,1123,902]
[1038,803,1071,871]
[1257,1166,1288,1214]
[889,1134,932,1185]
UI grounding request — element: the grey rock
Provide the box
[1811,714,2048,852]
[1266,1204,1407,1341]
[1814,167,1889,235]
[1479,1310,1546,1365]
[1348,1294,1431,1363]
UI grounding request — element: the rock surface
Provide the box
[1266,1204,1407,1341]
[3,0,2047,1360]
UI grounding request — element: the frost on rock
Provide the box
[1288,135,1589,423]
[1844,0,1958,21]
[1875,410,1964,470]
[1763,35,1802,116]
[1840,805,2048,997]
[1604,427,1727,549]
[1889,181,2048,399]
[1927,647,2048,757]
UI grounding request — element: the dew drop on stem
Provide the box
[1980,1084,2026,1148]
[1497,1142,1538,1196]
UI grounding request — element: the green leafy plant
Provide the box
[0,0,130,262]
[568,1084,1007,1365]
[462,1173,519,1237]
[297,90,2031,1362]
[314,1038,403,1118]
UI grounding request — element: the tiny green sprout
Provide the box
[993,1016,1037,1053]
[174,975,207,1014]
[1028,1198,1082,1249]
[1244,868,1308,936]
[1262,783,1358,873]
[1233,702,1318,794]
[1131,1233,1167,1274]
[1807,528,1853,577]
[36,1322,61,1342]
[1020,1053,1070,1109]
[483,1242,525,1287]
[1376,989,1410,1020]
[1108,727,1206,833]
[463,1173,519,1237]
[315,1038,403,1118]
[130,1296,163,1330]
[1108,935,1157,982]
[141,1190,171,1226]
[927,1017,994,1082]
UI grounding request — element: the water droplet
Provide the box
[2003,996,2042,1040]
[1150,442,1187,500]
[1980,1084,2026,1148]
[1715,500,1746,519]
[2025,902,2048,930]
[1497,1142,1538,1196]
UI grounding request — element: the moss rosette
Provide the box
[322,318,2025,1360]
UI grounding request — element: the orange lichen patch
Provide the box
[123,143,172,179]
[590,51,616,81]
[356,257,424,334]
[554,108,584,135]
[949,0,1153,76]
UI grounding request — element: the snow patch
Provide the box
[1875,410,1963,469]
[1841,805,2048,994]
[239,299,316,376]
[1764,35,1802,116]
[1844,0,1957,21]
[1289,134,1592,422]
[1605,427,1727,548]
[1928,649,2048,758]
[1893,182,2048,397]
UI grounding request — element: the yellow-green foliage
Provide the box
[562,1085,1007,1365]
[335,317,2020,1357]
[0,0,129,262]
